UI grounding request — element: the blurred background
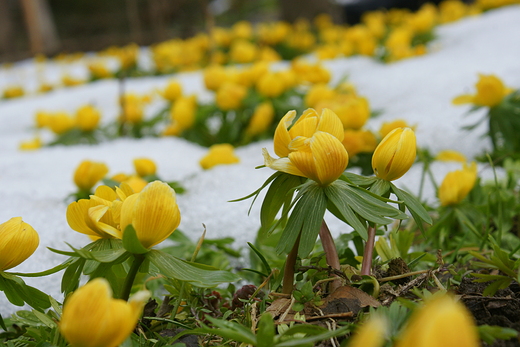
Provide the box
[0,0,443,63]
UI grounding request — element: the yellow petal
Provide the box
[372,128,416,181]
[262,148,305,177]
[452,94,474,105]
[0,217,39,271]
[317,108,345,141]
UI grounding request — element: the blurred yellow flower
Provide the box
[305,83,336,108]
[47,112,76,134]
[122,175,148,193]
[256,71,286,98]
[3,85,25,99]
[395,294,479,347]
[120,94,146,124]
[203,65,228,91]
[216,82,247,111]
[170,95,197,131]
[19,137,42,151]
[88,62,113,79]
[133,158,157,177]
[73,160,109,192]
[229,40,257,64]
[438,162,478,206]
[436,149,467,162]
[372,127,416,181]
[62,75,85,87]
[406,3,437,34]
[379,119,415,138]
[35,111,51,128]
[348,314,387,347]
[245,101,275,137]
[453,74,513,107]
[342,129,377,157]
[200,143,240,170]
[75,105,101,131]
[322,95,371,130]
[120,181,181,248]
[232,20,253,40]
[60,278,149,347]
[0,217,39,271]
[161,79,183,102]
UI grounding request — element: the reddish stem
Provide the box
[282,233,301,294]
[319,220,342,293]
[361,225,377,276]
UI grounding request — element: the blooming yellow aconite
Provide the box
[120,181,181,249]
[263,108,348,186]
[453,74,513,107]
[438,162,477,206]
[372,127,416,181]
[60,278,149,347]
[73,160,109,192]
[200,143,240,170]
[395,294,480,347]
[0,217,39,271]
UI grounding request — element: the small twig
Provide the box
[379,269,430,283]
[305,312,355,321]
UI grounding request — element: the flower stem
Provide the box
[361,225,377,276]
[120,253,146,301]
[319,220,342,293]
[282,233,301,294]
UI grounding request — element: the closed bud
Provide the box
[0,217,39,271]
[200,143,240,170]
[372,127,416,181]
[76,105,101,131]
[133,158,157,177]
[60,278,149,347]
[120,181,181,248]
[73,160,109,192]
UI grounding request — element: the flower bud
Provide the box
[133,158,157,177]
[47,112,76,135]
[438,162,477,206]
[0,217,39,271]
[395,294,479,347]
[75,105,101,132]
[161,79,183,102]
[73,160,109,192]
[60,278,149,347]
[372,127,416,181]
[215,82,247,111]
[120,181,181,249]
[200,143,240,170]
[245,101,275,137]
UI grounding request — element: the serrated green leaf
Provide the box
[122,225,149,254]
[148,250,240,287]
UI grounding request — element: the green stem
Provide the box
[361,225,377,276]
[319,220,342,293]
[282,233,301,294]
[120,253,146,301]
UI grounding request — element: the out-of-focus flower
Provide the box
[232,20,253,40]
[203,65,228,91]
[133,158,157,177]
[319,95,371,130]
[161,79,183,102]
[436,149,467,162]
[438,162,478,206]
[0,217,39,271]
[439,0,472,23]
[216,82,247,111]
[348,314,387,347]
[372,127,416,181]
[62,75,85,87]
[47,112,76,134]
[60,278,149,347]
[19,137,42,151]
[229,40,257,64]
[169,95,197,131]
[379,119,415,138]
[38,83,54,93]
[245,101,275,137]
[75,105,101,131]
[120,181,181,249]
[35,111,51,128]
[395,294,480,347]
[256,71,286,98]
[263,108,348,186]
[453,74,513,107]
[88,62,113,79]
[407,3,437,34]
[73,160,109,192]
[200,143,240,170]
[305,83,336,108]
[122,175,148,193]
[257,22,290,45]
[342,129,377,157]
[120,94,147,124]
[3,85,25,99]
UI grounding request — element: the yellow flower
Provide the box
[438,162,478,206]
[245,101,275,137]
[319,95,371,130]
[453,74,513,107]
[47,112,76,134]
[229,40,257,64]
[19,137,42,151]
[216,82,247,111]
[348,314,387,347]
[263,109,348,186]
[60,278,149,347]
[133,158,157,177]
[120,181,181,249]
[395,294,480,347]
[170,95,197,131]
[256,72,286,98]
[436,150,467,162]
[200,143,241,170]
[66,185,122,240]
[304,83,336,108]
[372,127,416,181]
[3,85,25,99]
[161,79,183,102]
[0,217,39,271]
[232,20,253,40]
[73,160,109,192]
[342,129,377,157]
[62,75,85,87]
[379,119,415,138]
[122,175,148,193]
[88,62,113,79]
[120,94,147,124]
[75,105,101,131]
[35,111,51,128]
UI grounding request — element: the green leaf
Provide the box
[390,184,432,226]
[326,187,368,239]
[0,273,50,310]
[122,225,149,254]
[257,313,276,347]
[341,172,378,186]
[148,250,240,287]
[247,242,272,276]
[260,173,302,230]
[61,258,85,295]
[276,325,351,347]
